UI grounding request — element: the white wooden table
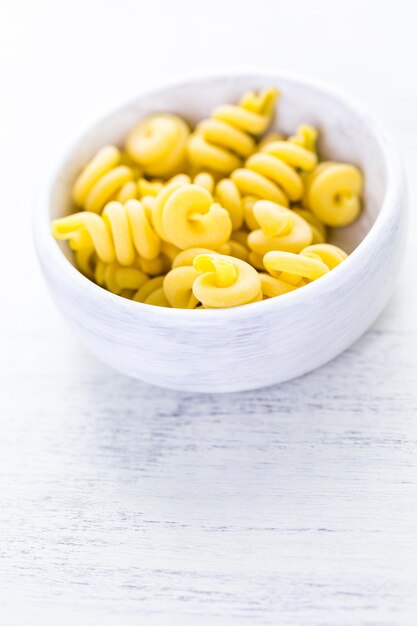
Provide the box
[1,1,417,624]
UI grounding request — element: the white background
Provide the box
[1,1,417,624]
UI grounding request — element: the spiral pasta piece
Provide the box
[160,184,232,250]
[163,266,200,309]
[303,161,363,227]
[247,200,313,255]
[72,146,135,213]
[263,242,347,288]
[187,88,279,175]
[264,250,330,285]
[126,113,190,178]
[231,134,318,207]
[52,198,161,266]
[193,253,261,308]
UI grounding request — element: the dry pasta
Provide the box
[187,88,279,174]
[51,86,361,308]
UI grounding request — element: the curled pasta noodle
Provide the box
[187,88,279,175]
[192,253,261,308]
[52,199,161,266]
[152,179,189,241]
[160,184,232,250]
[263,243,347,287]
[231,134,318,206]
[303,161,363,227]
[247,200,313,255]
[163,266,200,309]
[72,146,134,213]
[264,250,330,285]
[125,113,190,178]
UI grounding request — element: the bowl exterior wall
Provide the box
[37,185,406,393]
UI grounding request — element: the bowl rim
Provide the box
[34,69,405,321]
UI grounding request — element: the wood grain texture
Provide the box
[1,0,417,624]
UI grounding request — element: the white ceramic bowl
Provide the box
[34,72,407,393]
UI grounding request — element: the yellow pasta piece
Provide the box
[152,179,189,241]
[52,199,161,266]
[263,250,330,285]
[126,113,190,178]
[187,88,279,175]
[163,266,200,309]
[72,145,134,213]
[263,243,347,290]
[193,253,261,308]
[231,136,317,206]
[303,161,363,227]
[247,200,313,255]
[161,185,232,250]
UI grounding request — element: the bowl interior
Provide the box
[49,74,387,262]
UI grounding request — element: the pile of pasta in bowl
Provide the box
[52,87,363,309]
